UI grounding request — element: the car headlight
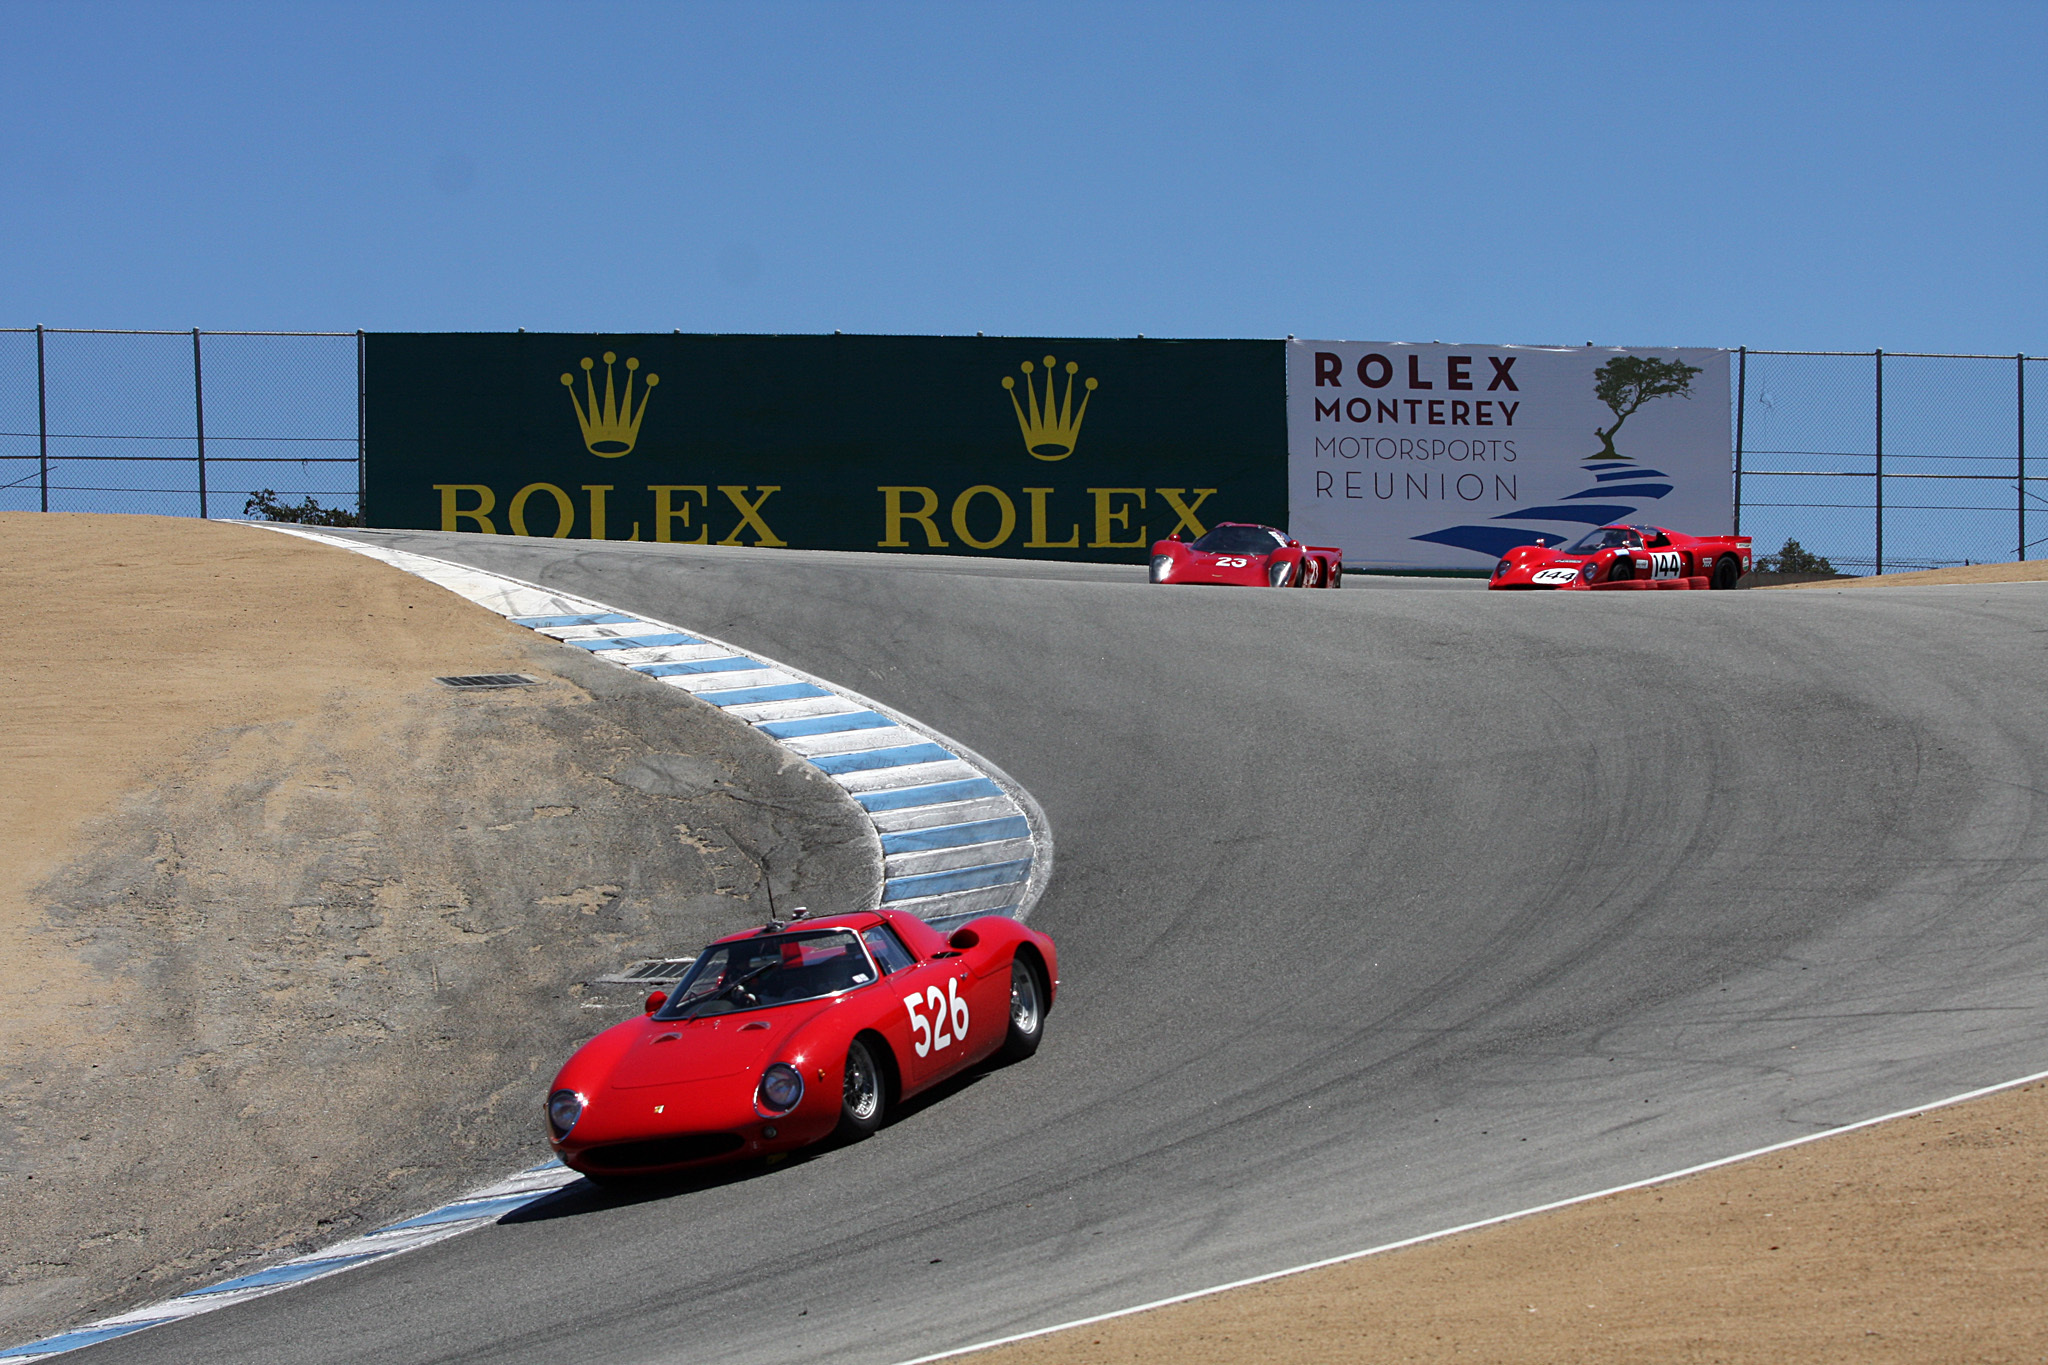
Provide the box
[547,1089,585,1138]
[1579,561,1597,582]
[756,1062,804,1116]
[1494,559,1510,578]
[1268,560,1294,587]
[1149,555,1173,583]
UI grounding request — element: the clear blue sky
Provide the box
[4,1,2041,352]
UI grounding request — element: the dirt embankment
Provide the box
[1768,560,2048,588]
[0,514,879,1344]
[972,1080,2048,1365]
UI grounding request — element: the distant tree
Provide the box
[1592,355,1703,460]
[244,488,364,527]
[1755,537,1835,575]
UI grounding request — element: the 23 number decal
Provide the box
[1214,556,1250,567]
[903,979,972,1057]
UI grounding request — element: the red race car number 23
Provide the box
[904,979,971,1056]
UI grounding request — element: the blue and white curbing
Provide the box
[1,528,1052,1362]
[0,1161,584,1362]
[269,529,1053,927]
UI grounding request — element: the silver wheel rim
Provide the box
[844,1041,880,1121]
[1010,960,1040,1034]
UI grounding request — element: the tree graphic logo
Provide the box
[1592,355,1701,460]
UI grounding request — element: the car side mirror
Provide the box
[946,927,980,951]
[644,990,667,1014]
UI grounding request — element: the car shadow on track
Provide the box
[499,1065,997,1223]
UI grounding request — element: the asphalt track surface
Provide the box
[95,536,2048,1365]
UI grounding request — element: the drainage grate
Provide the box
[593,957,697,986]
[435,674,541,690]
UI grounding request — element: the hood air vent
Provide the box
[436,674,541,689]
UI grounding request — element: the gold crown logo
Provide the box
[1002,355,1097,461]
[560,351,658,456]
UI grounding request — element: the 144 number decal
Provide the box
[904,979,971,1057]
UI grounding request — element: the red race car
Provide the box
[1489,524,1752,591]
[1149,522,1345,588]
[545,909,1056,1181]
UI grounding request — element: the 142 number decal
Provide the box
[904,979,971,1057]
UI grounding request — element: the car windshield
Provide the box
[654,929,876,1020]
[1563,526,1640,555]
[1191,525,1283,554]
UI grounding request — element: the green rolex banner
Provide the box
[364,333,1286,563]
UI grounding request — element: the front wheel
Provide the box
[1711,554,1742,590]
[835,1037,887,1139]
[997,957,1044,1062]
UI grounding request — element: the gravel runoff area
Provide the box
[0,513,879,1347]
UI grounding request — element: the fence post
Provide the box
[192,328,208,519]
[34,325,47,511]
[1733,346,1746,535]
[2021,354,2028,563]
[1874,348,1884,575]
[356,330,368,524]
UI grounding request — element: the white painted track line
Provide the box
[888,1064,2048,1365]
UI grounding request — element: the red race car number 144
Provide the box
[904,980,971,1056]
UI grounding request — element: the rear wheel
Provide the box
[1328,562,1343,589]
[1711,554,1742,590]
[835,1037,887,1139]
[997,956,1044,1062]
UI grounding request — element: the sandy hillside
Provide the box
[0,513,877,1344]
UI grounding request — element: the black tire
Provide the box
[835,1036,887,1139]
[1606,555,1634,582]
[1329,563,1343,589]
[1711,554,1742,590]
[997,956,1045,1062]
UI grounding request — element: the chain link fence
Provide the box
[1737,349,2043,574]
[4,331,2042,573]
[0,328,361,519]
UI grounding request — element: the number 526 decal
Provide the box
[904,979,971,1057]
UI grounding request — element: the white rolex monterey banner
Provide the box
[1285,340,1731,572]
